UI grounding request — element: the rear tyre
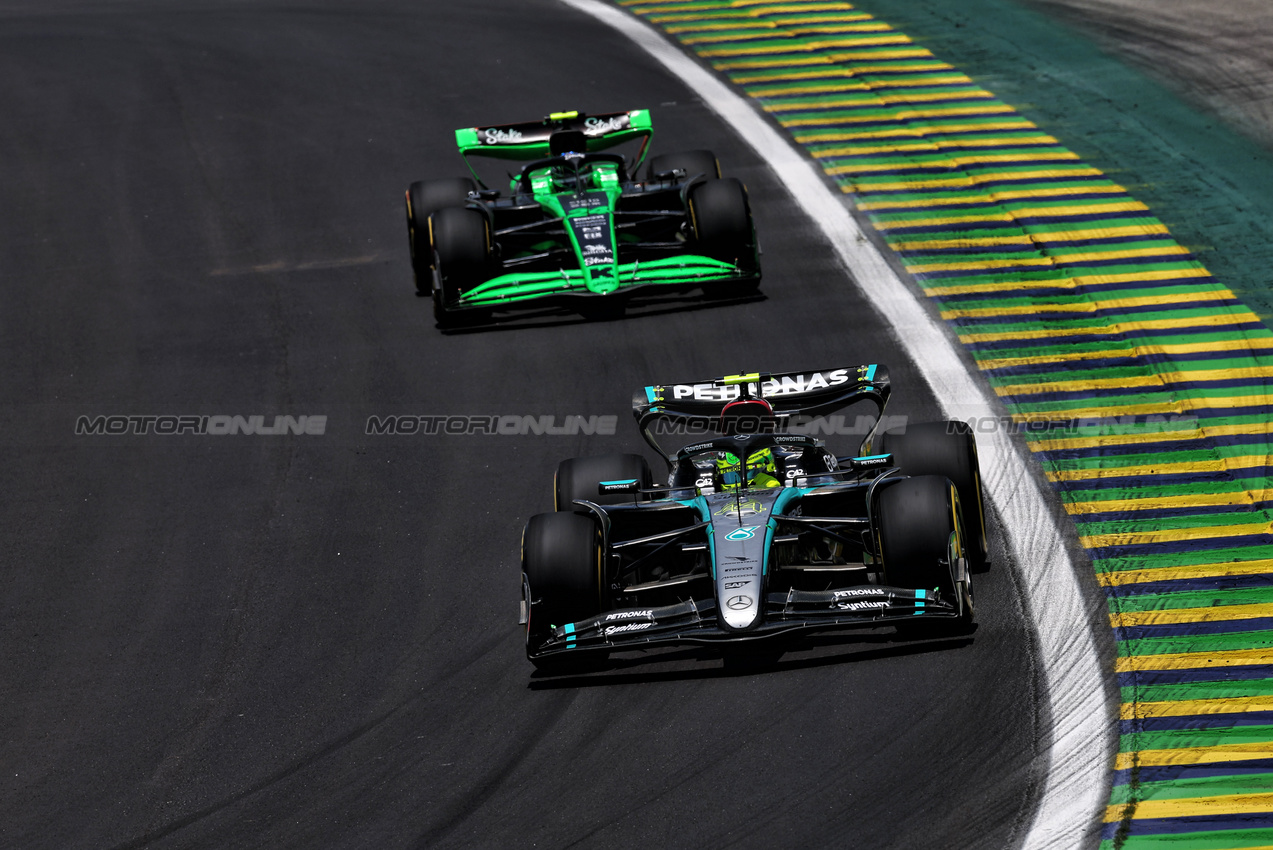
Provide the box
[688,178,759,291]
[876,476,973,633]
[405,178,476,294]
[522,512,607,669]
[555,454,653,510]
[430,206,493,328]
[881,420,988,571]
[646,149,720,182]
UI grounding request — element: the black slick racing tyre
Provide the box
[688,178,759,289]
[405,178,475,294]
[646,149,720,182]
[522,512,607,669]
[881,420,988,571]
[877,475,973,632]
[430,206,492,327]
[554,453,653,510]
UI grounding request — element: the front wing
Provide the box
[447,255,754,312]
[527,586,961,660]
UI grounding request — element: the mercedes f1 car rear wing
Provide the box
[632,365,892,465]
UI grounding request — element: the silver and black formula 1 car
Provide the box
[519,366,989,670]
[404,109,759,327]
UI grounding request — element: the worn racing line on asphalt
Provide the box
[0,1,1045,849]
[581,1,1273,848]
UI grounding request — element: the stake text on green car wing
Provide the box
[520,366,990,671]
[403,109,760,325]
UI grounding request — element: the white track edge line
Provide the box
[560,1,1113,846]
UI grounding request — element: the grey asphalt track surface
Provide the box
[0,2,1051,847]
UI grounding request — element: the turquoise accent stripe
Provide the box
[763,487,803,576]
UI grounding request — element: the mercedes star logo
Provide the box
[726,595,753,610]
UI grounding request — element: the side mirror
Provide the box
[598,479,641,496]
[849,453,894,471]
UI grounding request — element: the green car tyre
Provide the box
[689,178,759,295]
[430,206,493,327]
[406,177,476,294]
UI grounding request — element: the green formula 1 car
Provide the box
[404,109,760,326]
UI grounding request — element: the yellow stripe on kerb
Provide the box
[1098,560,1273,587]
[668,22,884,35]
[680,25,895,44]
[713,50,935,71]
[1081,523,1273,549]
[825,151,1078,174]
[1105,792,1273,821]
[1112,604,1273,628]
[1047,454,1273,482]
[916,247,1192,271]
[1115,742,1273,769]
[977,337,1273,370]
[801,122,1037,142]
[768,91,998,113]
[959,313,1259,344]
[928,268,1216,297]
[815,134,1056,156]
[777,105,1020,124]
[699,36,914,57]
[996,366,1273,396]
[1124,695,1273,720]
[1116,648,1273,674]
[631,2,858,12]
[859,184,1130,211]
[1030,394,1273,419]
[1035,422,1273,454]
[893,223,1168,247]
[949,292,1227,322]
[1069,493,1258,516]
[738,63,954,84]
[875,200,1147,227]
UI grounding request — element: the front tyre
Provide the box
[522,512,607,669]
[688,178,759,291]
[877,475,973,632]
[430,206,493,328]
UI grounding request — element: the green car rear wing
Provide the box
[454,109,653,187]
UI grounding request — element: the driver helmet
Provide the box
[715,447,781,491]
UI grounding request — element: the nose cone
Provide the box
[720,584,760,629]
[710,495,774,631]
